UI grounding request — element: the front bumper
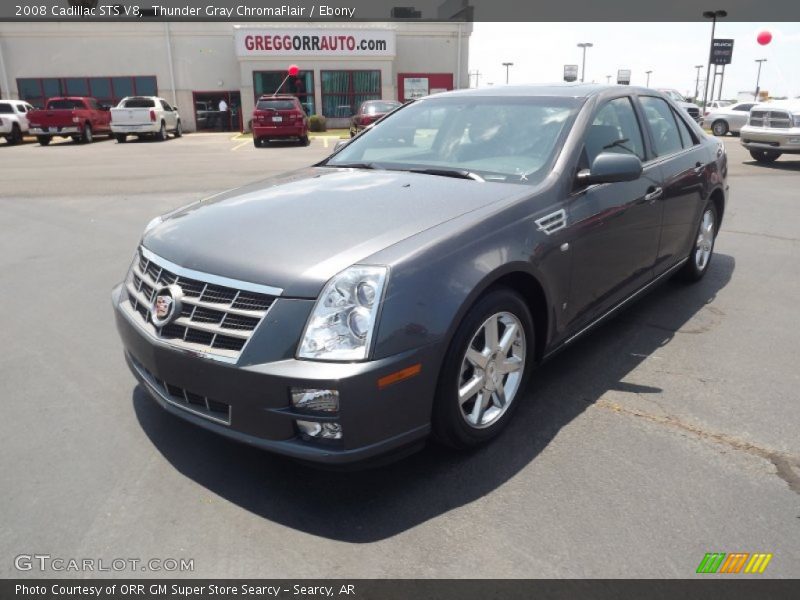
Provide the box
[740,127,800,153]
[112,283,436,464]
[111,124,159,134]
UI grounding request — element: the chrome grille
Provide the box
[130,355,231,425]
[750,110,793,129]
[124,247,278,361]
[686,106,700,120]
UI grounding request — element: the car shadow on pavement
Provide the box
[742,158,800,171]
[133,253,735,543]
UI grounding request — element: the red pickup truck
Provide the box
[27,97,112,145]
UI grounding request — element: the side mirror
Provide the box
[577,152,642,185]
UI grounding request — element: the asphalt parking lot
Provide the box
[1,132,798,578]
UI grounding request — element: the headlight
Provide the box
[297,265,388,361]
[143,215,163,235]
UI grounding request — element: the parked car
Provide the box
[740,100,800,163]
[350,100,402,137]
[113,85,727,465]
[0,99,35,144]
[251,95,309,147]
[704,100,732,114]
[27,97,111,145]
[701,102,757,136]
[111,96,182,142]
[656,89,701,121]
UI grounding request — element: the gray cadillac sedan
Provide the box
[112,84,728,465]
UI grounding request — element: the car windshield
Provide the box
[363,101,401,115]
[256,99,296,111]
[327,95,582,184]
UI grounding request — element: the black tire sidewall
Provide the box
[432,287,534,449]
[712,120,728,136]
[82,124,92,143]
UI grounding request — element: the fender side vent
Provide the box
[535,209,567,235]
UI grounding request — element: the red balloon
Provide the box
[757,31,772,45]
[288,64,300,76]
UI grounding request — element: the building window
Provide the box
[253,71,315,116]
[321,70,381,118]
[16,76,157,108]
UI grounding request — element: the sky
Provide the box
[468,22,800,99]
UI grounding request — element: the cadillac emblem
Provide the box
[150,285,183,327]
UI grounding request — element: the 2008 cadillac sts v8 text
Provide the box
[112,84,728,465]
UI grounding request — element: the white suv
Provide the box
[740,100,800,163]
[0,100,35,145]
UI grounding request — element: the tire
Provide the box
[432,287,534,449]
[115,133,127,143]
[253,136,262,148]
[749,149,781,163]
[711,120,729,136]
[678,202,718,282]
[37,135,50,146]
[8,124,22,144]
[300,134,310,146]
[157,121,167,141]
[174,120,182,138]
[80,123,93,144]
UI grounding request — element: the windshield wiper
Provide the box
[405,167,484,182]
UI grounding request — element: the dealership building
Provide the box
[0,21,471,131]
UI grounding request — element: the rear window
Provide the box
[256,99,297,111]
[121,97,155,108]
[363,101,401,115]
[47,99,85,110]
[0,103,12,113]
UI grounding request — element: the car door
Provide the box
[638,96,708,273]
[728,103,755,132]
[564,95,664,331]
[15,103,30,131]
[161,100,177,129]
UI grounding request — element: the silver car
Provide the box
[702,102,758,136]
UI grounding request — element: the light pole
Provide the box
[501,62,514,84]
[701,10,727,111]
[645,70,653,87]
[606,75,611,84]
[754,59,767,101]
[577,42,593,83]
[694,65,703,102]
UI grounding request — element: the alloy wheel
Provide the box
[695,209,715,271]
[458,311,526,429]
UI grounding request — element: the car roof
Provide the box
[433,83,657,99]
[257,95,299,101]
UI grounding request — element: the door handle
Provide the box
[694,161,706,174]
[643,186,663,202]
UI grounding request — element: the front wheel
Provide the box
[432,287,533,449]
[299,134,310,146]
[749,149,781,163]
[678,202,717,282]
[711,120,729,136]
[81,123,93,144]
[8,124,22,144]
[115,133,127,143]
[37,135,51,146]
[174,120,182,138]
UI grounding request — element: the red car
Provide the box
[251,95,309,147]
[350,100,402,137]
[27,97,111,145]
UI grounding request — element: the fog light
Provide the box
[291,388,339,413]
[296,420,343,440]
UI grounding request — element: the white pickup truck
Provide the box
[0,99,35,144]
[740,100,800,163]
[110,96,182,142]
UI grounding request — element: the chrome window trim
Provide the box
[140,246,284,297]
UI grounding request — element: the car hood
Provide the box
[143,167,528,298]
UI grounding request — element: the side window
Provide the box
[584,97,646,166]
[160,100,172,111]
[16,104,27,113]
[672,109,697,149]
[640,96,683,157]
